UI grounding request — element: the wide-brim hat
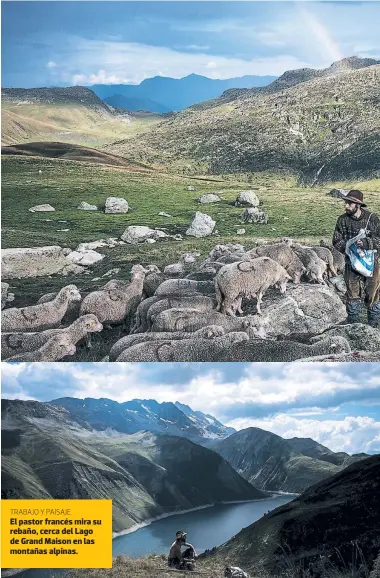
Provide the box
[343,190,367,207]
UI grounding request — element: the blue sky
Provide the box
[2,1,380,87]
[2,362,380,455]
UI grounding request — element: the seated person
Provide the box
[168,530,197,568]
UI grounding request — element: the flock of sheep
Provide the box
[1,238,359,363]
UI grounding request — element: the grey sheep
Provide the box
[215,257,291,315]
[147,295,216,328]
[5,333,77,362]
[2,314,102,359]
[309,246,337,277]
[2,285,81,332]
[215,335,351,362]
[130,296,161,333]
[154,279,215,297]
[298,350,380,362]
[244,243,306,283]
[80,265,148,329]
[290,243,327,284]
[143,272,169,297]
[320,240,345,273]
[116,331,249,362]
[151,307,258,334]
[109,325,225,361]
[1,283,15,310]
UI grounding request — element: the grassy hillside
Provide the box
[1,87,163,147]
[207,456,380,576]
[2,154,380,312]
[109,64,380,183]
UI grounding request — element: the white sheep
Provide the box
[5,333,77,362]
[215,257,291,315]
[109,325,225,361]
[215,335,351,362]
[116,332,249,362]
[2,285,81,332]
[2,314,102,359]
[147,295,216,328]
[244,243,306,284]
[150,308,258,334]
[154,279,215,297]
[320,240,345,274]
[80,265,148,330]
[309,246,337,277]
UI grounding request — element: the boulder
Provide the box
[158,212,172,217]
[105,197,129,213]
[249,284,347,338]
[310,324,380,352]
[66,249,105,267]
[187,185,195,191]
[328,188,349,198]
[237,229,246,235]
[327,274,347,295]
[240,207,268,224]
[186,212,216,237]
[29,204,55,212]
[121,225,167,244]
[198,193,221,204]
[77,201,98,211]
[1,246,73,279]
[235,190,260,207]
[180,252,200,264]
[164,263,185,276]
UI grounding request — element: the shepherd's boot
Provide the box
[367,302,380,328]
[346,300,362,324]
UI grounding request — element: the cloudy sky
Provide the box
[2,362,380,455]
[2,1,380,87]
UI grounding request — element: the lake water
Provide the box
[11,495,295,578]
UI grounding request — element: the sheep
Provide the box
[289,244,327,284]
[80,265,148,331]
[150,308,259,334]
[143,272,169,297]
[2,285,81,332]
[1,283,15,310]
[309,246,337,277]
[109,325,225,361]
[185,269,217,282]
[154,279,215,297]
[215,335,351,362]
[147,295,216,328]
[243,243,306,283]
[116,332,249,362]
[37,290,83,325]
[2,314,103,359]
[5,333,77,362]
[216,253,247,264]
[215,257,291,316]
[130,296,161,333]
[320,240,345,274]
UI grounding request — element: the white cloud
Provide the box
[227,413,380,455]
[47,61,57,68]
[56,37,311,85]
[186,45,210,51]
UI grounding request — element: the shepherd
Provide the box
[332,190,380,327]
[168,530,197,569]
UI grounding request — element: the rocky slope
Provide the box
[50,397,236,441]
[110,57,380,183]
[287,437,368,467]
[208,455,380,576]
[1,399,265,532]
[211,428,367,493]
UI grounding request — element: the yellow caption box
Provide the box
[1,499,112,569]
